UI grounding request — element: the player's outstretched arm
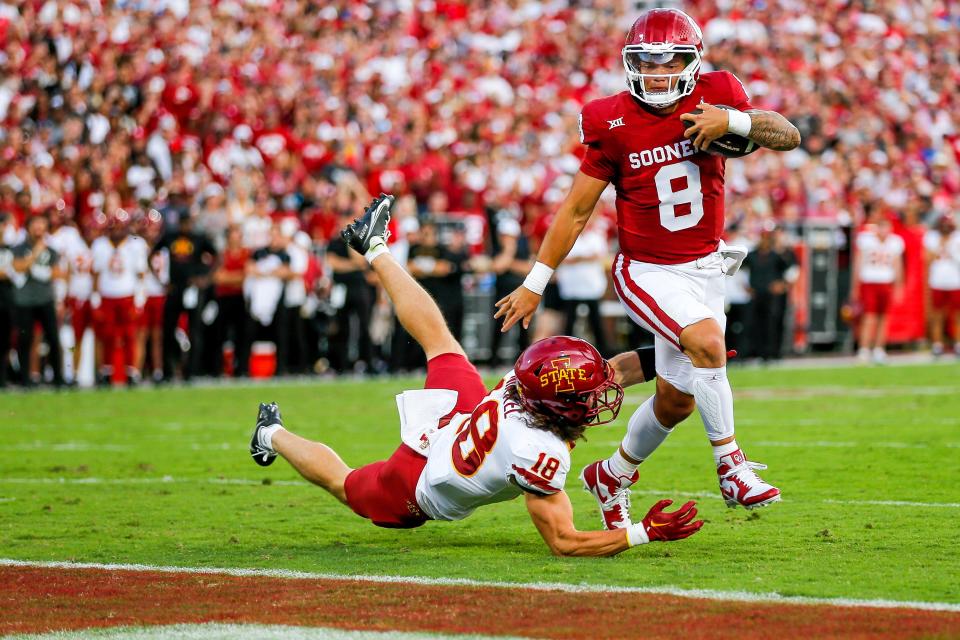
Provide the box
[525,491,703,557]
[525,491,632,557]
[743,110,801,151]
[609,346,656,388]
[494,171,608,332]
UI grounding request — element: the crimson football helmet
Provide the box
[623,8,704,107]
[514,336,624,427]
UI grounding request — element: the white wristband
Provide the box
[727,109,752,138]
[626,522,650,547]
[521,261,554,296]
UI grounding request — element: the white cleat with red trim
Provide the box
[717,448,781,509]
[580,459,639,530]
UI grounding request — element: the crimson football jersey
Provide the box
[579,70,753,264]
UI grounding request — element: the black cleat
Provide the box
[341,193,395,254]
[250,402,282,467]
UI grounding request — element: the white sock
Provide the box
[618,397,672,466]
[364,237,389,264]
[606,450,638,478]
[259,424,284,452]
[691,366,736,444]
[712,439,740,464]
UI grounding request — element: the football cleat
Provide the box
[580,459,639,530]
[341,193,394,255]
[250,402,282,467]
[717,449,780,509]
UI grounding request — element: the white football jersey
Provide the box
[66,235,94,301]
[924,230,960,291]
[92,236,148,298]
[856,231,904,284]
[415,372,572,522]
[50,227,93,301]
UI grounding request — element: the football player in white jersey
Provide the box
[852,214,904,364]
[91,209,148,385]
[250,194,702,555]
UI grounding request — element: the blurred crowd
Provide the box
[1,0,959,386]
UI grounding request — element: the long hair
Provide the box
[504,382,588,443]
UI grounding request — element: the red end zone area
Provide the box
[2,565,959,639]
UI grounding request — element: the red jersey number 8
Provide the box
[655,161,704,232]
[452,400,499,477]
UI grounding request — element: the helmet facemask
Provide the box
[622,46,701,107]
[573,376,624,426]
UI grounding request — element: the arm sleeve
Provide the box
[508,439,570,496]
[724,71,755,111]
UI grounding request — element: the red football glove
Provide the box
[641,499,704,542]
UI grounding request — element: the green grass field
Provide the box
[2,362,958,605]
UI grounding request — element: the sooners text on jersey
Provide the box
[579,70,754,265]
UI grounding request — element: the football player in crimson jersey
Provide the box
[496,8,800,525]
[250,194,702,556]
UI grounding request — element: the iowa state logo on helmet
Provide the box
[539,357,589,393]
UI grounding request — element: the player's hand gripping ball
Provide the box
[681,104,758,158]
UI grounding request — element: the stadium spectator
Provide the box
[281,219,311,374]
[151,212,217,382]
[326,213,375,373]
[3,0,959,372]
[489,208,531,365]
[10,214,65,388]
[852,214,905,364]
[555,216,611,357]
[407,220,464,339]
[0,223,13,387]
[245,224,292,376]
[924,214,960,356]
[142,211,168,383]
[744,226,799,362]
[213,226,250,377]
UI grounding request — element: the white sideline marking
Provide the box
[0,497,15,503]
[1,558,958,613]
[1,477,958,509]
[2,623,523,640]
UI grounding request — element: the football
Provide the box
[683,104,759,158]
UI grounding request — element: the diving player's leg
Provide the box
[249,402,352,504]
[272,430,352,504]
[368,249,464,361]
[342,194,463,362]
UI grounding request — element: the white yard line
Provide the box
[2,623,525,640]
[1,558,958,613]
[1,476,957,509]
